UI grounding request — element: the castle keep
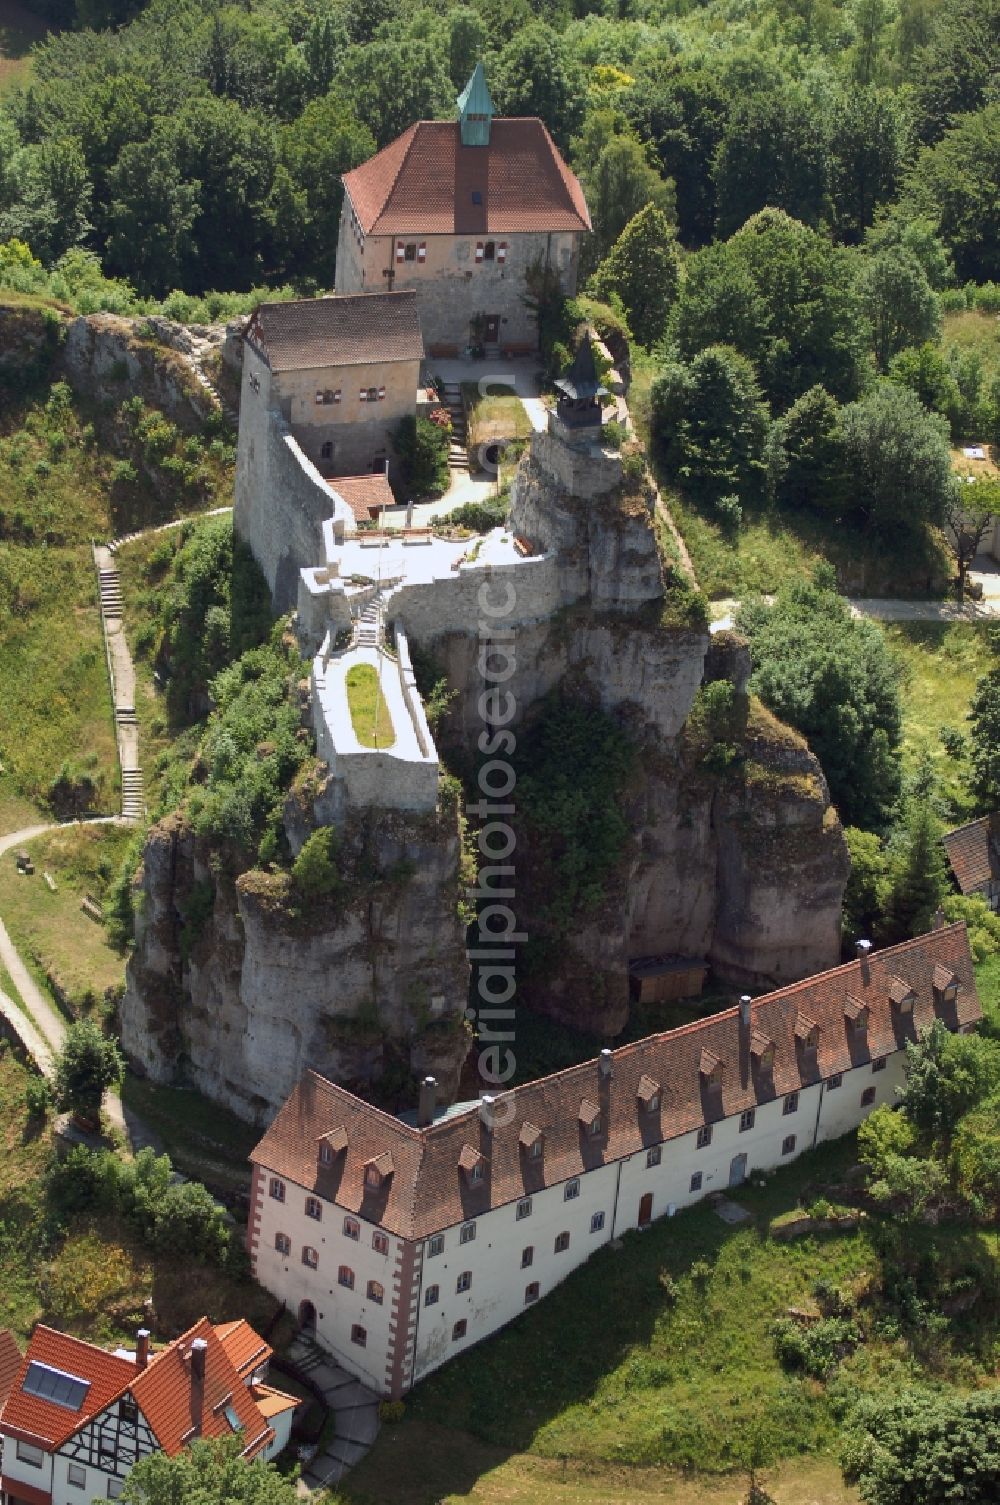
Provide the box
[335,64,591,355]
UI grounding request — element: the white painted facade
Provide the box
[252,1045,910,1395]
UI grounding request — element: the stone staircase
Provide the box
[120,767,145,821]
[97,567,123,617]
[439,383,469,472]
[356,592,383,649]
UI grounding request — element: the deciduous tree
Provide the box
[588,203,680,345]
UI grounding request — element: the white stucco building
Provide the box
[0,1319,296,1505]
[247,923,982,1398]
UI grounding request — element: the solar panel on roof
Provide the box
[22,1360,91,1411]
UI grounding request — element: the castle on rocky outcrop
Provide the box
[335,64,591,356]
[122,329,851,1124]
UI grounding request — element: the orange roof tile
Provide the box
[2,1328,135,1449]
[328,473,395,522]
[343,118,591,237]
[132,1319,272,1460]
[943,813,1000,894]
[252,926,981,1241]
[0,1330,22,1417]
[214,1320,271,1383]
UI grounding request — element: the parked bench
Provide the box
[80,895,103,923]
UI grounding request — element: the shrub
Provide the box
[772,1316,860,1379]
[378,1400,406,1424]
[393,414,450,497]
[52,1019,124,1123]
[24,1077,52,1118]
[444,495,509,533]
[291,828,342,901]
[714,493,742,530]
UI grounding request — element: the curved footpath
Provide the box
[0,818,141,1141]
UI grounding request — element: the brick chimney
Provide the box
[479,1094,496,1131]
[136,1329,150,1372]
[189,1338,208,1437]
[739,994,752,1029]
[599,1048,613,1078]
[417,1075,437,1128]
[856,938,872,984]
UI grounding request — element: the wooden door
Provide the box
[638,1192,653,1227]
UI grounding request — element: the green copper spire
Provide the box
[457,62,494,147]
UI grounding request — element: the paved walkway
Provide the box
[286,1334,380,1493]
[710,592,1000,633]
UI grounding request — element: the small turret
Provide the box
[549,333,610,450]
[457,63,495,148]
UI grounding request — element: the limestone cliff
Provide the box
[120,783,470,1125]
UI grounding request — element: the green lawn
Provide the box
[881,621,993,818]
[0,0,49,97]
[346,663,396,748]
[462,381,533,458]
[342,1129,997,1505]
[943,309,1000,389]
[0,824,133,1014]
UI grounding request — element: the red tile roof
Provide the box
[132,1319,271,1460]
[246,291,424,372]
[329,473,395,522]
[1,1320,276,1461]
[251,924,982,1241]
[214,1320,272,1383]
[943,813,1000,894]
[343,119,591,237]
[1,1328,135,1448]
[0,1330,22,1418]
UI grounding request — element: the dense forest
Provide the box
[0,0,997,302]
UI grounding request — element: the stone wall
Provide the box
[235,343,355,610]
[335,212,581,353]
[269,352,418,480]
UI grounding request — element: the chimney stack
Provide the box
[479,1094,496,1131]
[417,1075,437,1128]
[856,938,872,984]
[933,907,945,931]
[136,1329,150,1372]
[190,1338,207,1383]
[599,1048,613,1078]
[739,994,752,1029]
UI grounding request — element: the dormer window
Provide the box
[317,1127,348,1167]
[750,1032,774,1070]
[794,1014,819,1050]
[519,1121,543,1158]
[364,1152,394,1189]
[459,1144,486,1181]
[699,1048,723,1085]
[844,995,869,1033]
[888,976,917,1014]
[637,1074,660,1113]
[933,964,960,1006]
[578,1099,601,1135]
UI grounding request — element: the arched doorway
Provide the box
[298,1300,317,1334]
[729,1153,747,1188]
[638,1192,653,1228]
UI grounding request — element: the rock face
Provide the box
[121,792,471,1126]
[121,411,851,1120]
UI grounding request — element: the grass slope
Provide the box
[0,0,49,96]
[342,1090,1000,1505]
[881,621,993,817]
[346,663,396,749]
[0,824,132,1014]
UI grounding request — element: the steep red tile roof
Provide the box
[246,291,423,372]
[251,924,982,1241]
[343,119,591,237]
[329,473,395,522]
[214,1320,271,1383]
[943,813,1000,894]
[0,1330,22,1417]
[132,1319,271,1460]
[1,1328,135,1449]
[1,1320,277,1462]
